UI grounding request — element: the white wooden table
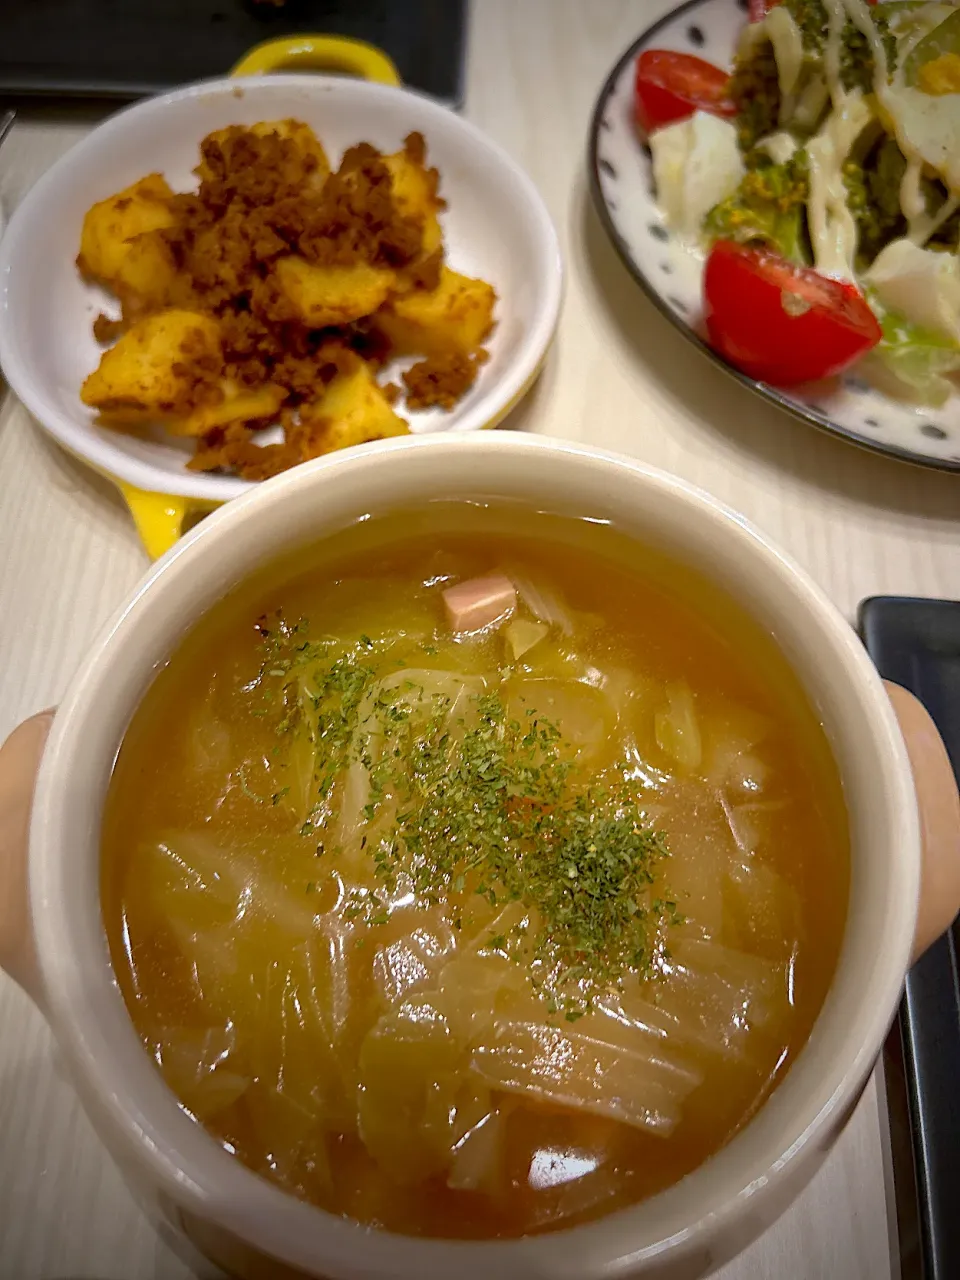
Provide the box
[4,0,954,1274]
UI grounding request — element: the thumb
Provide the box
[0,710,56,999]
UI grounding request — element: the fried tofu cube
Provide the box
[77,175,177,286]
[297,358,409,456]
[384,134,443,257]
[196,119,331,188]
[374,267,496,358]
[276,256,396,328]
[80,310,221,423]
[174,380,287,438]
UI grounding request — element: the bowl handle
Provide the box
[117,483,216,560]
[886,682,960,963]
[0,711,53,1009]
[230,35,402,83]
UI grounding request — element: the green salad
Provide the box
[643,0,960,402]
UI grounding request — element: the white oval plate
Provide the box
[588,0,960,473]
[0,75,563,504]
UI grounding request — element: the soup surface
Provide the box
[102,503,849,1238]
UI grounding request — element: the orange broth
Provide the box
[101,503,849,1238]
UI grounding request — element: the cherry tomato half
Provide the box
[703,241,882,387]
[634,51,737,134]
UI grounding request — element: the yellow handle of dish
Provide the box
[230,35,401,84]
[117,483,198,560]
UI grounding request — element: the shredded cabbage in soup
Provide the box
[101,505,849,1238]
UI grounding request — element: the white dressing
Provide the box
[737,6,810,125]
[908,188,960,248]
[821,0,849,106]
[842,0,891,88]
[792,75,831,131]
[900,154,929,230]
[806,92,874,280]
[756,130,800,166]
[766,6,806,109]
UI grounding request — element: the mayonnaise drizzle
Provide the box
[901,155,929,235]
[804,0,887,280]
[843,0,891,88]
[764,6,806,123]
[807,92,873,280]
[900,155,958,248]
[821,0,891,106]
[756,131,800,166]
[822,0,848,106]
[913,194,960,248]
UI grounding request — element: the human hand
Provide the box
[0,710,55,998]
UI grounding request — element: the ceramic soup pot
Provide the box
[2,434,958,1280]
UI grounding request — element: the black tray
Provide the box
[0,0,467,105]
[860,597,960,1280]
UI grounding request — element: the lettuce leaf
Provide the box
[862,300,960,407]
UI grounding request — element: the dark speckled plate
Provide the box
[587,0,960,472]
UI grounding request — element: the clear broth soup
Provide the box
[101,503,849,1238]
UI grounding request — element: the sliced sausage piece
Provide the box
[442,574,517,633]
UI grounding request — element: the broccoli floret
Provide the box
[730,1,895,160]
[782,0,897,92]
[729,39,781,158]
[845,129,960,268]
[844,135,907,267]
[704,153,811,263]
[783,0,827,50]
